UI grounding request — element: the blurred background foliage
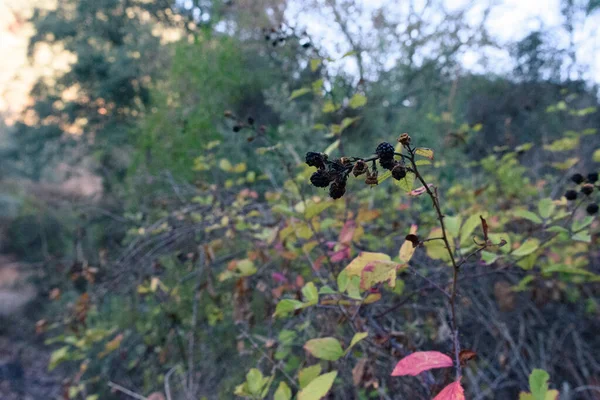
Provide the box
[0,0,599,399]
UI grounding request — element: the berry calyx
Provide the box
[586,203,598,215]
[565,190,578,201]
[365,170,378,185]
[376,142,395,160]
[588,172,598,183]
[352,160,368,177]
[310,170,332,188]
[571,173,584,185]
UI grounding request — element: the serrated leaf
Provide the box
[349,93,367,109]
[298,371,337,400]
[304,337,344,361]
[290,87,311,100]
[391,351,453,376]
[415,147,434,159]
[512,239,540,257]
[299,364,322,388]
[274,382,292,400]
[433,380,465,400]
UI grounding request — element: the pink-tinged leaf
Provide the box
[433,380,465,400]
[360,261,406,290]
[391,351,453,376]
[409,184,433,197]
[271,272,287,283]
[339,220,356,245]
[329,246,351,262]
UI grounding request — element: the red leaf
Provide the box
[339,220,356,245]
[329,245,351,262]
[433,380,465,400]
[409,184,433,197]
[390,351,453,376]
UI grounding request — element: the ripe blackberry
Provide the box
[379,158,396,171]
[565,190,578,201]
[392,164,407,180]
[329,179,346,199]
[376,142,395,160]
[586,203,598,215]
[581,184,594,196]
[305,152,326,169]
[310,170,331,188]
[571,173,584,185]
[233,125,241,132]
[588,172,598,183]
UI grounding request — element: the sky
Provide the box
[286,0,600,83]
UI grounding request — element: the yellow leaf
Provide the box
[415,147,434,159]
[343,252,391,277]
[399,240,416,264]
[310,59,321,72]
[349,93,367,109]
[360,260,406,290]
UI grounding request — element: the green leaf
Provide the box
[318,286,337,295]
[337,270,349,292]
[324,139,340,155]
[310,59,321,72]
[529,369,550,400]
[304,337,344,361]
[274,299,304,318]
[345,332,368,354]
[415,159,432,166]
[298,364,322,388]
[274,382,292,400]
[512,239,540,257]
[481,251,499,264]
[572,230,591,243]
[513,210,543,224]
[537,198,555,219]
[460,214,482,245]
[512,275,534,292]
[302,282,319,305]
[290,87,312,100]
[340,50,357,59]
[394,172,415,192]
[322,101,337,113]
[348,93,367,109]
[298,371,337,400]
[340,117,360,131]
[544,136,579,151]
[415,147,434,159]
[546,226,569,234]
[519,390,559,400]
[312,79,324,93]
[445,215,461,238]
[48,346,70,371]
[247,369,264,395]
[593,149,600,162]
[572,216,594,232]
[304,201,333,219]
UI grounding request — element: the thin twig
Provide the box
[187,247,205,397]
[107,381,147,400]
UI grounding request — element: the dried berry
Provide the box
[586,203,598,215]
[588,172,598,183]
[247,117,255,125]
[379,158,396,171]
[233,125,241,132]
[305,152,327,169]
[571,173,584,184]
[352,160,368,177]
[365,170,378,185]
[392,164,407,180]
[310,170,332,188]
[329,180,346,199]
[302,42,311,48]
[581,184,594,196]
[398,133,411,146]
[376,142,395,160]
[565,190,578,201]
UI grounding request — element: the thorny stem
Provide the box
[405,144,463,379]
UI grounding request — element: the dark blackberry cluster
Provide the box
[305,136,414,199]
[565,171,599,215]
